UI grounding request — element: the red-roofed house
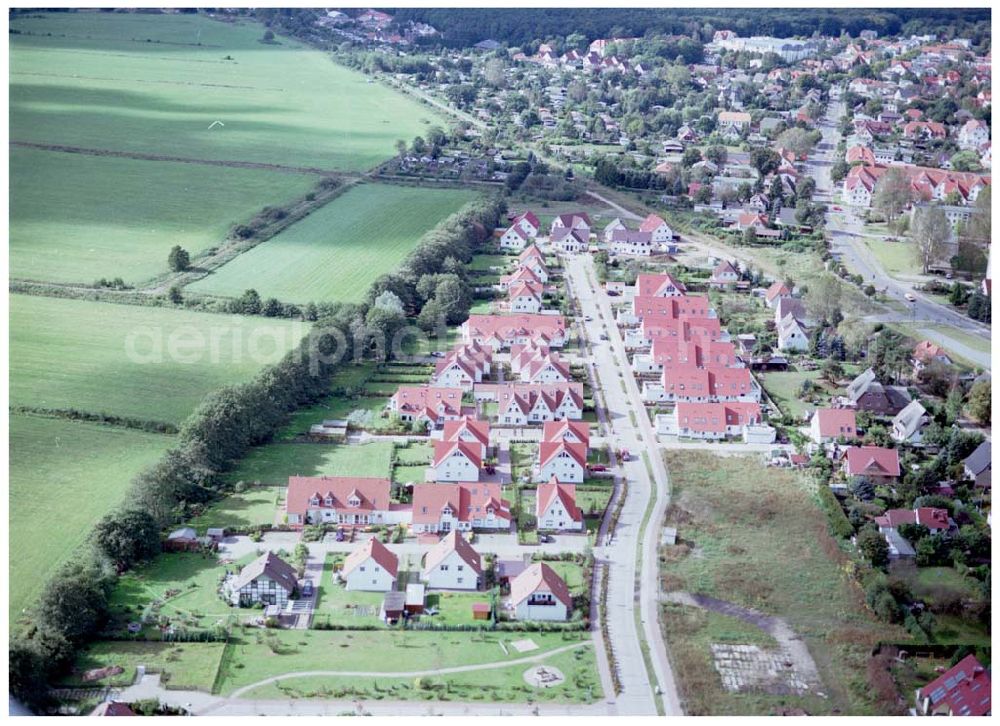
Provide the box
[709,260,740,287]
[512,210,541,238]
[638,213,675,243]
[636,315,724,348]
[432,440,483,482]
[517,244,549,281]
[915,654,991,716]
[536,476,584,531]
[645,363,760,403]
[441,416,490,458]
[550,212,591,234]
[411,482,511,533]
[508,280,545,314]
[841,445,901,482]
[537,440,587,483]
[550,226,589,253]
[432,343,492,391]
[912,340,953,372]
[509,563,572,621]
[422,530,483,590]
[519,350,571,384]
[636,272,686,298]
[342,537,398,592]
[499,264,544,290]
[389,386,464,425]
[286,476,400,527]
[477,382,584,424]
[764,281,792,308]
[810,408,859,444]
[541,420,590,447]
[657,401,765,440]
[631,294,712,320]
[500,223,532,250]
[461,314,566,349]
[874,507,950,534]
[633,337,739,374]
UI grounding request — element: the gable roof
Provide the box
[536,477,583,523]
[892,400,927,438]
[765,281,792,303]
[541,420,590,446]
[509,562,572,609]
[711,260,739,279]
[538,440,587,469]
[411,482,511,526]
[343,536,398,578]
[286,476,392,518]
[812,408,858,438]
[230,551,298,593]
[423,530,483,575]
[514,210,540,229]
[442,416,490,448]
[917,654,991,716]
[638,213,669,232]
[432,439,483,469]
[963,440,991,476]
[843,445,901,477]
[635,273,687,297]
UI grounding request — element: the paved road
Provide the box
[810,99,991,370]
[565,255,682,716]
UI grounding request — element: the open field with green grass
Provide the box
[756,366,857,419]
[9,414,173,623]
[10,294,308,424]
[188,183,478,303]
[10,146,314,285]
[660,452,907,716]
[237,644,600,703]
[224,441,394,487]
[214,629,592,695]
[10,12,443,171]
[863,238,922,278]
[61,640,227,691]
[186,485,283,531]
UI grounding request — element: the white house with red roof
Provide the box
[476,382,584,425]
[636,272,687,298]
[638,213,675,244]
[536,477,584,531]
[912,340,953,373]
[609,228,653,256]
[549,212,591,235]
[629,315,725,350]
[509,562,572,621]
[655,402,768,441]
[388,386,464,425]
[342,537,398,592]
[810,408,859,444]
[498,264,543,290]
[432,439,483,482]
[517,350,571,385]
[500,224,532,250]
[631,293,713,321]
[875,506,951,535]
[541,420,590,447]
[537,440,586,483]
[915,654,991,716]
[410,482,511,533]
[632,337,739,374]
[709,260,741,287]
[512,211,541,238]
[516,245,549,282]
[432,343,491,391]
[285,476,402,527]
[957,119,990,151]
[507,280,544,314]
[440,416,490,458]
[461,314,566,349]
[764,281,792,308]
[841,445,901,482]
[421,531,483,590]
[644,363,760,404]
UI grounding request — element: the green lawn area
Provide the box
[188,183,478,304]
[214,629,593,695]
[864,238,922,278]
[510,443,537,484]
[225,441,394,487]
[106,552,258,630]
[60,640,226,691]
[9,146,314,285]
[900,567,984,607]
[277,395,386,441]
[425,589,496,626]
[539,560,587,595]
[312,553,386,628]
[574,487,612,522]
[660,451,908,716]
[10,12,445,171]
[186,485,283,531]
[757,367,843,419]
[10,294,308,425]
[9,414,173,624]
[238,643,600,703]
[469,254,514,272]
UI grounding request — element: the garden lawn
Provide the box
[9,146,313,285]
[9,414,173,623]
[188,183,478,304]
[863,238,922,278]
[425,589,496,626]
[659,451,907,716]
[10,12,444,171]
[186,486,283,531]
[214,629,592,695]
[757,368,842,419]
[277,395,387,440]
[61,640,226,691]
[224,441,394,486]
[236,643,600,703]
[313,553,385,628]
[9,294,308,424]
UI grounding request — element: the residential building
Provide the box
[342,537,398,592]
[422,530,483,590]
[411,482,511,533]
[810,408,859,444]
[638,213,675,243]
[636,272,686,297]
[509,562,572,621]
[841,445,901,482]
[915,654,991,716]
[537,440,587,483]
[709,260,741,287]
[912,340,953,373]
[540,419,590,447]
[431,439,483,482]
[843,368,911,415]
[776,313,809,352]
[440,416,490,459]
[477,382,584,425]
[963,440,991,488]
[536,476,584,531]
[226,551,298,607]
[644,364,760,403]
[508,280,545,314]
[656,401,767,441]
[388,386,464,425]
[891,400,928,444]
[500,224,532,250]
[764,281,792,308]
[285,476,402,527]
[461,314,566,349]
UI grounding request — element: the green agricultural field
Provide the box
[10,294,308,424]
[188,184,478,303]
[10,146,314,285]
[60,640,227,691]
[225,441,394,486]
[9,414,173,623]
[10,12,443,171]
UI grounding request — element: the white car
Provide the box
[904,292,916,302]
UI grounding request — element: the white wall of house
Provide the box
[423,550,480,590]
[500,228,528,250]
[537,497,584,531]
[433,449,480,482]
[523,364,569,384]
[510,295,542,314]
[344,558,395,592]
[230,576,291,607]
[434,367,475,390]
[514,594,569,621]
[778,326,809,351]
[538,455,584,483]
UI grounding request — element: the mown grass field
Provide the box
[9,414,173,623]
[10,146,315,285]
[10,294,308,424]
[660,452,907,716]
[186,485,284,531]
[224,441,394,487]
[59,640,227,691]
[9,11,443,171]
[188,183,478,303]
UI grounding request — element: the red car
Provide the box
[588,464,608,472]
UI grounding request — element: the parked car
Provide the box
[599,333,609,341]
[904,292,916,302]
[588,463,608,472]
[335,528,346,542]
[607,290,620,297]
[584,315,593,321]
[301,579,314,597]
[539,534,554,543]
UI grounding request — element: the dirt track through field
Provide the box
[10,141,356,177]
